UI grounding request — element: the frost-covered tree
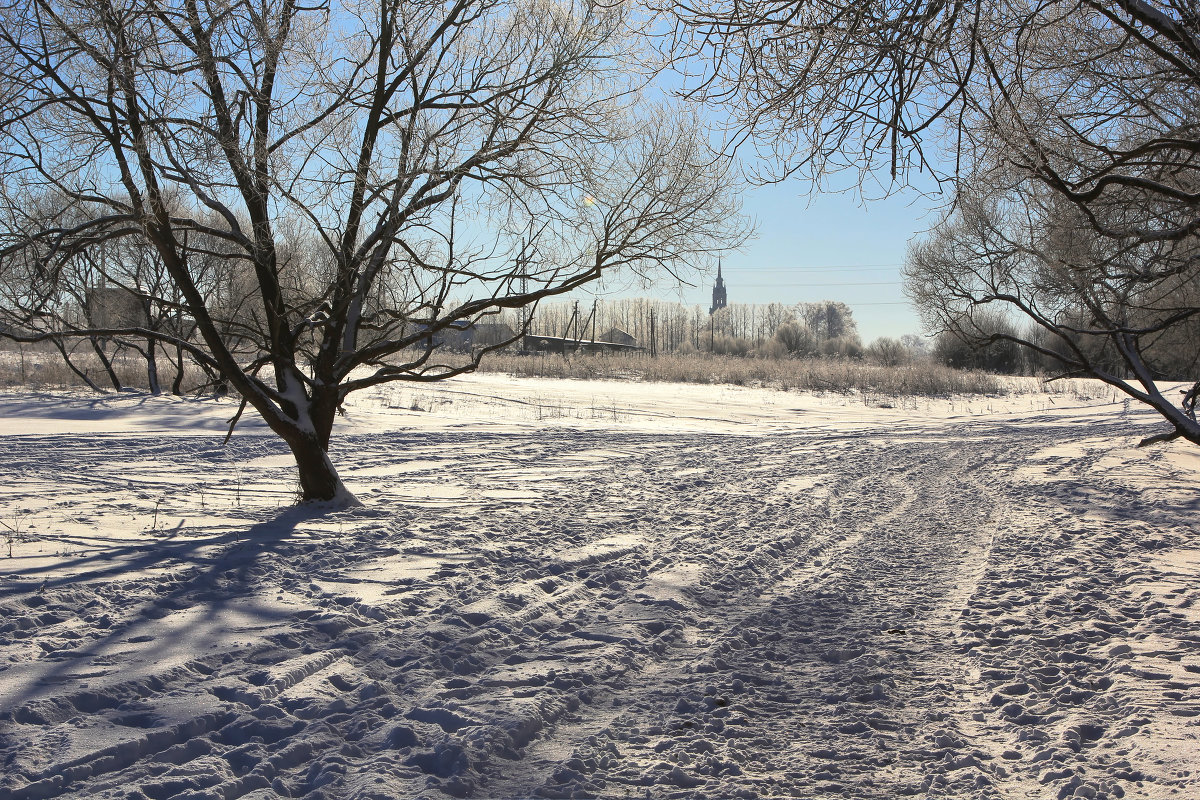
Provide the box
[866,337,910,368]
[666,0,1200,445]
[0,0,743,502]
[908,180,1200,420]
[774,321,816,356]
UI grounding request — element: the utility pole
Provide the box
[517,236,531,347]
[650,309,656,358]
[520,274,529,349]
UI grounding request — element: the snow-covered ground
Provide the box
[0,374,1197,800]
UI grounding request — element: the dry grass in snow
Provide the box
[475,351,1113,403]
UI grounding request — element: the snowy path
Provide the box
[0,385,1198,800]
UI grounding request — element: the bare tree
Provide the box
[665,0,1200,443]
[866,337,911,368]
[774,320,816,356]
[0,0,744,502]
[907,178,1200,439]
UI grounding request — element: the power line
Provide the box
[739,281,902,288]
[725,264,904,272]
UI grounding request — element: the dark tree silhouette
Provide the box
[0,0,743,502]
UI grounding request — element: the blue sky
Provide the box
[560,37,952,345]
[702,180,941,343]
[569,178,945,344]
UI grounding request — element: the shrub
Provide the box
[774,321,817,356]
[933,330,1026,374]
[866,337,911,367]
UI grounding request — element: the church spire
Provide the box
[710,259,727,315]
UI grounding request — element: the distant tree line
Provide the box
[927,309,1200,382]
[525,296,1185,379]
[512,299,865,358]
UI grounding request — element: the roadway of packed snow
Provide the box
[0,374,1197,800]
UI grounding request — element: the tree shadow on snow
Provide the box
[1,504,332,711]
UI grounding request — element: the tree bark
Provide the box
[1138,429,1182,447]
[91,337,123,390]
[284,429,358,506]
[171,342,186,395]
[145,337,161,394]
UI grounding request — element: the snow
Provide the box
[0,373,1197,800]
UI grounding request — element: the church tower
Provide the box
[709,260,727,315]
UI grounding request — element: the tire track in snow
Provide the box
[3,428,849,798]
[493,434,1008,799]
[483,463,922,799]
[2,418,1196,800]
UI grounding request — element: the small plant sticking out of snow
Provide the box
[232,465,244,507]
[1,507,31,557]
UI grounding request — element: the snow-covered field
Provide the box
[1,374,1197,800]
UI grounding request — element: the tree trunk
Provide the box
[54,339,105,393]
[285,431,359,506]
[171,342,185,395]
[145,337,161,394]
[91,337,123,390]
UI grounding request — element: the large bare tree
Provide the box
[665,0,1200,444]
[906,175,1200,444]
[0,0,743,502]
